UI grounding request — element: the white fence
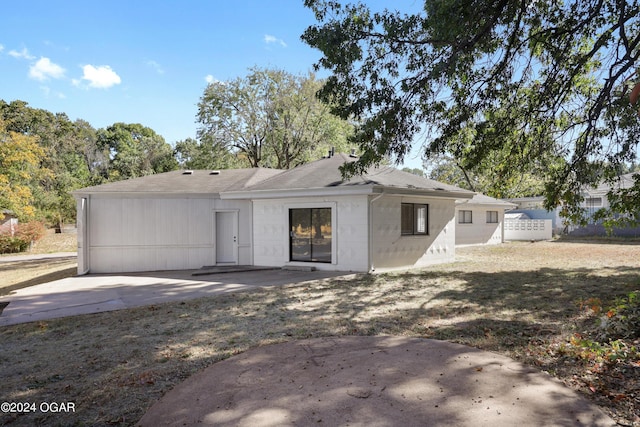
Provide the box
[504,219,552,241]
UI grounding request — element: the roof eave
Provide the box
[72,190,220,198]
[375,186,474,199]
[221,186,377,199]
[222,185,474,200]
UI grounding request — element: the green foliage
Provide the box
[0,118,46,221]
[597,291,640,341]
[400,167,424,177]
[97,122,178,181]
[0,101,105,226]
[303,1,640,223]
[426,153,547,198]
[564,291,640,366]
[174,137,242,170]
[196,67,354,169]
[0,100,178,226]
[566,335,638,365]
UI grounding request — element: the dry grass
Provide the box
[1,240,639,426]
[0,233,77,296]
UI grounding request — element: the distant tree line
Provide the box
[0,67,354,227]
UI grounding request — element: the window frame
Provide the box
[584,197,603,207]
[289,207,332,263]
[458,210,473,224]
[401,203,429,236]
[486,210,499,224]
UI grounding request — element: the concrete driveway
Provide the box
[0,267,349,326]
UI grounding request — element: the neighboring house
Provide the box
[454,194,516,246]
[568,172,640,237]
[0,210,18,236]
[73,153,473,274]
[506,173,640,237]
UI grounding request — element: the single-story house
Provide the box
[506,173,640,236]
[567,172,640,236]
[73,153,473,274]
[454,194,516,246]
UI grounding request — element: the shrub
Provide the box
[598,291,640,340]
[0,221,46,254]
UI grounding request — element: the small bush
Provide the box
[598,291,640,340]
[0,221,46,254]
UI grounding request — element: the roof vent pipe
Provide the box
[210,170,220,175]
[350,148,357,158]
[182,170,194,175]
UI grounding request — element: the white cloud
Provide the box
[205,74,219,84]
[0,44,4,53]
[39,86,66,99]
[77,64,121,89]
[264,34,287,47]
[29,57,65,81]
[9,47,35,60]
[146,60,164,74]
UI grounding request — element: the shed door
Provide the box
[216,211,237,264]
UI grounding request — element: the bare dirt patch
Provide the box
[0,240,639,426]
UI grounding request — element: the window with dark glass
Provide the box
[459,210,472,224]
[401,203,428,235]
[289,208,332,263]
[486,211,498,223]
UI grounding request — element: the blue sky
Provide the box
[0,0,424,169]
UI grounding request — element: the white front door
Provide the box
[216,211,237,264]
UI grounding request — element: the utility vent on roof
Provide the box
[210,170,221,175]
[182,170,194,175]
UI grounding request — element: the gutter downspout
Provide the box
[77,196,90,275]
[368,191,385,273]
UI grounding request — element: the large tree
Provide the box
[196,67,353,169]
[0,100,101,226]
[174,137,241,170]
[303,0,640,224]
[0,118,46,221]
[97,122,177,180]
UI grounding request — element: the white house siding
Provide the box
[78,195,253,273]
[252,195,370,271]
[371,195,456,271]
[455,207,505,246]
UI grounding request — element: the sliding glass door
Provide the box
[289,208,332,263]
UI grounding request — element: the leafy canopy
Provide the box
[196,67,353,169]
[303,0,640,223]
[0,118,45,221]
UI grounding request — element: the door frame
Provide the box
[284,202,337,266]
[214,210,239,265]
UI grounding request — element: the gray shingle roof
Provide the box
[587,172,638,196]
[74,154,474,198]
[456,193,517,208]
[240,153,473,195]
[74,168,284,194]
